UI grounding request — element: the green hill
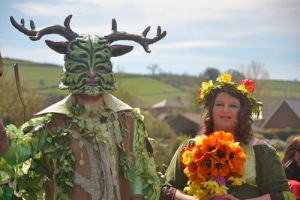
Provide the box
[118,76,190,106]
[2,57,300,109]
[1,58,190,106]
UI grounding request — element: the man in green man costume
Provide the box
[0,15,166,200]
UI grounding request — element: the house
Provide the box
[166,112,201,137]
[262,99,300,129]
[150,97,185,116]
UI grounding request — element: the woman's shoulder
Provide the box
[252,140,281,162]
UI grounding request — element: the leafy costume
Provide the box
[0,15,166,199]
[1,94,160,200]
[163,139,295,199]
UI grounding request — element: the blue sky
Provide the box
[0,0,300,80]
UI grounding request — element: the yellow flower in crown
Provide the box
[199,80,213,100]
[237,84,248,95]
[202,80,213,91]
[216,73,234,84]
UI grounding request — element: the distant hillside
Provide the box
[1,58,300,112]
[1,58,190,106]
[2,58,62,90]
[3,57,62,68]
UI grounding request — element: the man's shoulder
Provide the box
[35,95,71,116]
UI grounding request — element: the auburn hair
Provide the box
[282,136,300,182]
[199,84,253,144]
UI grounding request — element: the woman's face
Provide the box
[212,92,240,133]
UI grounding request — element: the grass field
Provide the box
[258,80,300,98]
[3,65,61,89]
[119,76,190,106]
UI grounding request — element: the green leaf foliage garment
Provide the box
[0,94,160,200]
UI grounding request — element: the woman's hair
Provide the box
[282,136,300,181]
[199,84,253,144]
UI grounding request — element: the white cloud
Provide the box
[6,0,299,80]
[10,0,300,40]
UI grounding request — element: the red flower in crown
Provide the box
[241,79,255,93]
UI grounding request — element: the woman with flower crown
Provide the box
[160,73,295,200]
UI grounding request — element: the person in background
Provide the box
[282,136,300,200]
[160,73,295,200]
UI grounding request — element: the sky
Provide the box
[0,0,300,80]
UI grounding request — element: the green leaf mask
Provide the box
[60,35,116,95]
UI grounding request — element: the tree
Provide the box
[240,61,270,81]
[239,61,270,105]
[147,64,160,76]
[203,67,221,81]
[226,69,245,83]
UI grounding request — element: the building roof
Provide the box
[179,112,201,125]
[285,99,300,119]
[151,97,185,109]
[262,99,300,128]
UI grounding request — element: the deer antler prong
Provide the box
[10,15,79,42]
[157,26,161,35]
[142,26,150,38]
[112,19,117,32]
[30,20,36,30]
[105,19,166,53]
[64,15,73,30]
[21,18,25,26]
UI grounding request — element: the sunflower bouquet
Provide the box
[180,131,247,200]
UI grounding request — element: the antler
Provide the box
[104,19,167,53]
[10,15,79,41]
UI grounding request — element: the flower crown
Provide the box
[197,73,262,118]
